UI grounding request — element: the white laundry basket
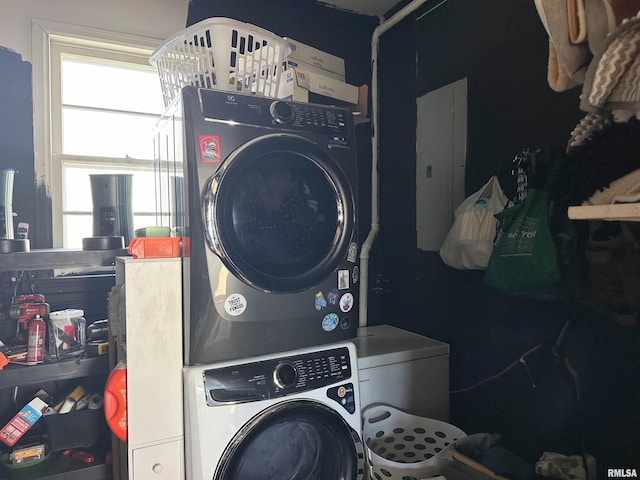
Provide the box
[150,17,290,106]
[362,404,467,480]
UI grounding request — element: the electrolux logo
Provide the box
[608,468,638,478]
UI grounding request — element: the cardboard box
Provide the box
[279,68,368,118]
[285,37,345,77]
[0,396,49,447]
[284,58,345,81]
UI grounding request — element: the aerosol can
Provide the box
[26,315,46,364]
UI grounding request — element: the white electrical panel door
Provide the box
[416,78,467,251]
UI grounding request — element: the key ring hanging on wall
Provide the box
[512,147,538,204]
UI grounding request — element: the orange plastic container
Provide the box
[104,361,127,442]
[127,237,181,259]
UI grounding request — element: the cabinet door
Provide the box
[131,440,184,480]
[416,78,467,251]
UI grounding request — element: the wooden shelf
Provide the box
[568,203,640,222]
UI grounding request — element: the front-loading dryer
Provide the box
[183,341,364,480]
[155,86,360,365]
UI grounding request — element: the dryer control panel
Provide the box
[203,346,352,405]
[198,88,352,136]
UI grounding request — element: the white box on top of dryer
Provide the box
[284,58,345,81]
[278,68,368,117]
[353,324,450,421]
[284,37,345,77]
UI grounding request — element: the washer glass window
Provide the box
[204,135,354,292]
[216,402,362,480]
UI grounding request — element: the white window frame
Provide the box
[32,19,164,248]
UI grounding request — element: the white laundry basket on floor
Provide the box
[362,404,467,480]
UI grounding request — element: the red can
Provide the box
[26,315,46,364]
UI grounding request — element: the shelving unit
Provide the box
[0,357,109,390]
[0,248,128,272]
[568,203,640,221]
[0,249,125,480]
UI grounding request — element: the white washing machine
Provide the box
[183,342,365,480]
[353,324,450,421]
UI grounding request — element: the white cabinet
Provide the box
[416,78,467,251]
[113,257,184,480]
[132,441,184,480]
[353,324,450,421]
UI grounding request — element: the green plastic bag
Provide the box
[485,188,581,299]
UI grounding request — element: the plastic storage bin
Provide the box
[362,404,467,480]
[44,408,103,451]
[47,309,86,360]
[150,17,290,106]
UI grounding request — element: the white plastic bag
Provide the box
[439,176,511,270]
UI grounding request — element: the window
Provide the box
[36,22,167,248]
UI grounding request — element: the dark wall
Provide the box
[0,47,36,243]
[374,0,640,474]
[187,0,378,88]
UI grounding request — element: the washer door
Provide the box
[214,401,364,480]
[203,134,355,293]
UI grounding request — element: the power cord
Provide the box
[450,344,542,394]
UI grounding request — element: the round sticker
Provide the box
[322,313,339,332]
[224,293,247,316]
[339,293,354,313]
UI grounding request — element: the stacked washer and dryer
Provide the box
[151,85,366,480]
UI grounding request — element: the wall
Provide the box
[374,0,640,475]
[0,0,189,247]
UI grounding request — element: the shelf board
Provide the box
[0,356,110,390]
[0,249,129,272]
[568,203,640,222]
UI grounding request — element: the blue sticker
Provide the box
[328,289,340,305]
[322,313,339,331]
[315,292,327,311]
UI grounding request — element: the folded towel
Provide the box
[581,12,640,116]
[584,168,640,205]
[535,0,592,88]
[535,452,586,480]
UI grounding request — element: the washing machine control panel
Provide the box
[199,88,352,136]
[203,346,352,405]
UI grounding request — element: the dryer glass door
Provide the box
[215,401,363,480]
[204,134,355,293]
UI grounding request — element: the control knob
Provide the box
[273,362,298,389]
[270,101,296,124]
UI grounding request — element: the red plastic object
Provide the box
[127,237,182,259]
[0,352,8,370]
[104,361,127,442]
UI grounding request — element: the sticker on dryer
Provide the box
[352,266,360,284]
[224,293,247,316]
[322,313,339,332]
[327,289,340,305]
[338,270,350,290]
[339,293,354,313]
[200,135,222,163]
[314,291,327,311]
[347,242,358,263]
